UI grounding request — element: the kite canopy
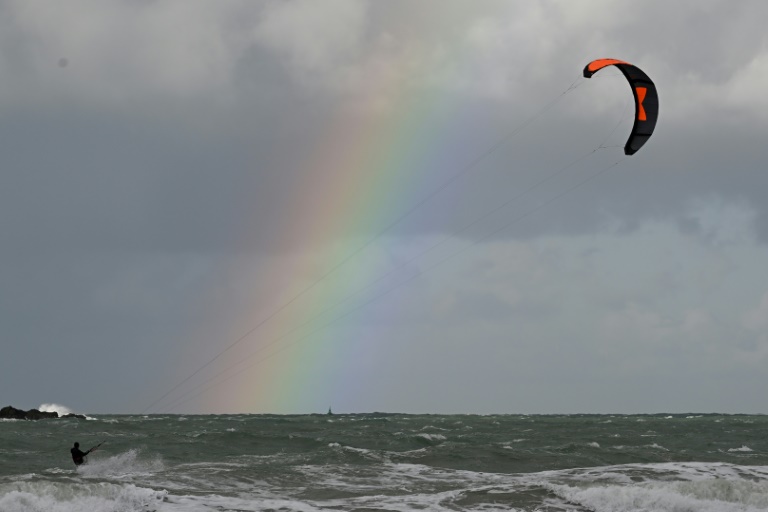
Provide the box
[583,58,659,155]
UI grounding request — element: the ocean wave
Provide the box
[5,459,768,512]
[419,425,449,431]
[416,433,447,443]
[297,461,768,512]
[328,442,387,461]
[547,476,768,512]
[0,481,165,512]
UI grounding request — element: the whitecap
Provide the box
[547,469,768,512]
[419,425,449,431]
[416,433,446,442]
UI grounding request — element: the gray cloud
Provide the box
[1,0,767,414]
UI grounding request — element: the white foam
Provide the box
[416,433,446,442]
[420,425,449,431]
[327,442,391,462]
[728,445,754,452]
[547,476,768,512]
[0,481,165,512]
[500,439,526,449]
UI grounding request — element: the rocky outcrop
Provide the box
[62,412,87,419]
[0,406,56,419]
[0,406,86,420]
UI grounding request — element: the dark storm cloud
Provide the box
[1,0,767,413]
[1,0,765,250]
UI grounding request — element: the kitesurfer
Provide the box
[71,441,100,466]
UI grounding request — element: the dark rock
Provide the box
[1,406,31,419]
[61,413,87,420]
[1,405,67,420]
[24,408,58,420]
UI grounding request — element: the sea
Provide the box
[1,409,767,512]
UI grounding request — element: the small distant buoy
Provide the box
[58,58,68,68]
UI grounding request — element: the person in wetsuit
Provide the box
[70,442,92,466]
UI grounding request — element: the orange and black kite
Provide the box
[583,59,659,155]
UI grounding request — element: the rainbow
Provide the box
[169,40,499,414]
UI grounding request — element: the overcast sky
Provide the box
[2,0,767,415]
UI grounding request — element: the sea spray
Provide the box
[78,449,165,479]
[38,404,74,416]
[38,403,95,420]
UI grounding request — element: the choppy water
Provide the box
[1,412,767,511]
